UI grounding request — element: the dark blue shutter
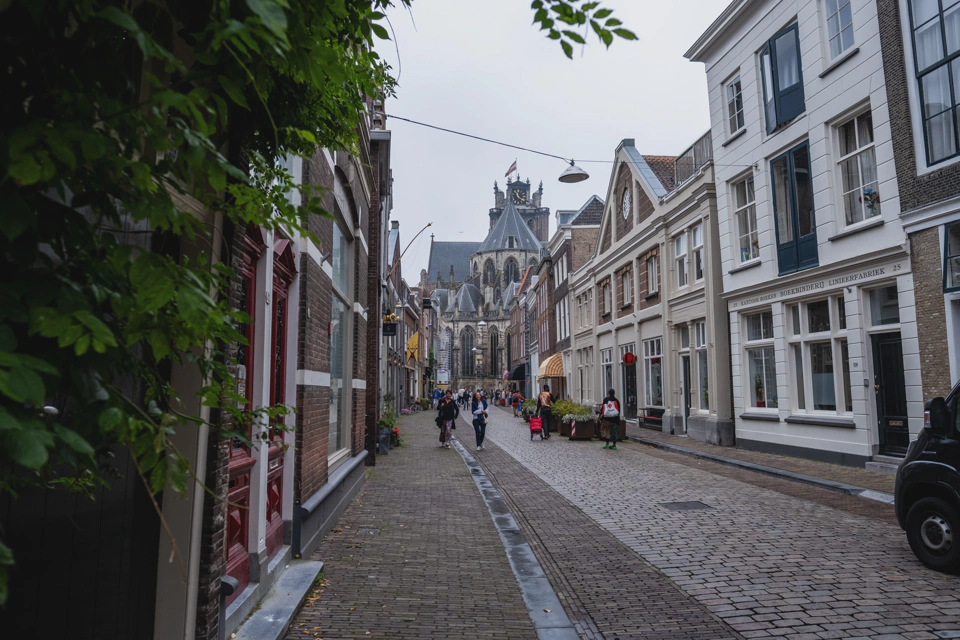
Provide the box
[792,143,818,270]
[774,25,805,126]
[771,142,818,275]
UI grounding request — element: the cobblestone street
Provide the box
[290,408,960,639]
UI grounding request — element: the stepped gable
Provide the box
[426,241,481,283]
[476,200,542,253]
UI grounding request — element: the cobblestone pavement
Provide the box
[286,413,536,639]
[622,422,895,493]
[480,407,960,640]
[457,413,743,640]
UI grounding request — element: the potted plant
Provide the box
[377,409,397,452]
[521,398,537,422]
[557,401,596,439]
[754,374,765,408]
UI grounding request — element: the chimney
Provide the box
[391,220,399,229]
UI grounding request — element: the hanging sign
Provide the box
[382,323,397,336]
[622,352,637,366]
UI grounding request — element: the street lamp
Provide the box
[559,160,589,184]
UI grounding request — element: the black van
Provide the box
[894,381,960,573]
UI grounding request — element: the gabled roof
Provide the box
[452,283,482,313]
[642,155,677,194]
[476,201,542,254]
[426,241,481,283]
[571,195,604,225]
[623,144,673,199]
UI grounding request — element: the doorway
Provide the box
[872,332,909,456]
[681,355,691,434]
[622,362,638,420]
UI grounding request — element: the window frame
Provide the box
[726,74,745,135]
[823,0,855,61]
[643,337,664,407]
[771,140,818,275]
[743,310,778,410]
[675,232,689,288]
[695,320,709,411]
[692,223,705,282]
[647,255,660,295]
[733,175,760,264]
[907,0,960,166]
[785,296,852,414]
[622,269,632,306]
[945,221,960,292]
[836,111,881,226]
[760,22,806,134]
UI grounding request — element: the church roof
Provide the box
[571,195,604,225]
[452,283,482,313]
[426,241,481,283]
[476,201,542,254]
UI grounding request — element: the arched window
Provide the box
[483,260,495,286]
[473,261,479,275]
[503,258,519,287]
[528,256,538,267]
[461,327,475,376]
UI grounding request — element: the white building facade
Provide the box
[687,0,919,465]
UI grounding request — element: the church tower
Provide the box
[490,177,549,243]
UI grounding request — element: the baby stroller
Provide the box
[529,415,544,440]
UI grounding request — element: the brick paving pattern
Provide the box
[622,422,895,494]
[484,407,960,640]
[287,413,536,639]
[457,413,743,640]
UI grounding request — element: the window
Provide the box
[824,0,855,59]
[870,285,901,325]
[643,338,663,406]
[622,270,632,306]
[726,75,745,134]
[680,325,690,349]
[675,233,688,287]
[692,223,704,281]
[785,296,851,413]
[744,310,778,409]
[647,256,659,294]
[601,281,612,316]
[945,223,960,291]
[330,224,351,453]
[838,113,880,225]
[760,23,805,133]
[696,321,709,411]
[908,0,960,164]
[734,177,759,263]
[601,348,614,396]
[771,141,818,275]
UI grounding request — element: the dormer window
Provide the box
[507,236,516,249]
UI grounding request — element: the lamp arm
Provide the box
[387,222,433,280]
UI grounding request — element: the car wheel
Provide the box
[905,497,960,573]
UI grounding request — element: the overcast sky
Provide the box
[379,0,725,283]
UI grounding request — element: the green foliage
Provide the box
[419,398,431,410]
[555,400,593,423]
[530,0,637,58]
[521,399,537,414]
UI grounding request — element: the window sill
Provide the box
[827,216,884,241]
[645,292,660,301]
[620,303,633,310]
[740,411,780,422]
[729,259,761,274]
[819,47,860,79]
[721,128,747,148]
[784,414,856,428]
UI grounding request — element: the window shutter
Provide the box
[774,25,805,126]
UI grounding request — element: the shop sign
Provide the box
[730,261,907,309]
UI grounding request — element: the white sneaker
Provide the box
[477,445,483,450]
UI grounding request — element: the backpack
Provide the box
[602,400,620,418]
[539,392,552,408]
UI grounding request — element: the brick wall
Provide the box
[910,227,952,398]
[597,278,612,324]
[571,227,599,271]
[364,141,384,460]
[636,181,655,225]
[600,218,612,254]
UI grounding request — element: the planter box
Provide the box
[568,419,597,440]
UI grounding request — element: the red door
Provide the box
[226,228,265,605]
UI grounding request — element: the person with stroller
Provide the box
[471,391,489,451]
[600,388,621,450]
[437,389,459,449]
[537,384,555,439]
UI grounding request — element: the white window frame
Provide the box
[601,348,614,397]
[725,74,745,135]
[822,0,855,61]
[692,223,704,282]
[733,176,759,264]
[622,269,632,306]
[643,338,664,407]
[785,296,852,414]
[836,111,880,227]
[743,310,778,410]
[695,320,709,411]
[647,255,659,295]
[675,233,688,288]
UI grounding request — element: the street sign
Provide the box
[382,322,397,336]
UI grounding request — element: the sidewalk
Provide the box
[620,421,895,494]
[286,413,536,639]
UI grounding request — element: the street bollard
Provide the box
[219,575,240,640]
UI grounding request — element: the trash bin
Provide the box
[378,427,391,455]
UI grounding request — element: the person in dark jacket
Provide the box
[437,390,459,448]
[471,391,489,450]
[600,388,621,450]
[537,384,556,439]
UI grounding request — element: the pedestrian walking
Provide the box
[511,391,519,417]
[537,384,555,439]
[471,391,489,450]
[433,388,441,409]
[437,390,459,449]
[600,388,621,450]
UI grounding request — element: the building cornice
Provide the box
[685,0,764,63]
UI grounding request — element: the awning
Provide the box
[537,353,564,378]
[508,365,525,381]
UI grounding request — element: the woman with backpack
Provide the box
[437,389,459,449]
[600,388,621,450]
[471,391,489,451]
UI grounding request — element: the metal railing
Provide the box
[674,130,713,186]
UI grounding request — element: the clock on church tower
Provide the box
[510,181,529,205]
